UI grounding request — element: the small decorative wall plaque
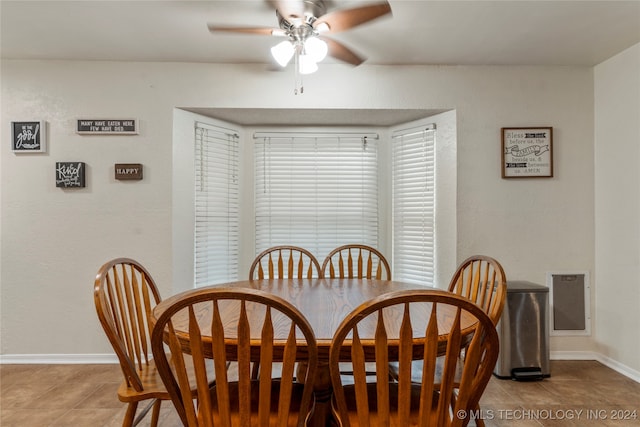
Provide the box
[56,162,86,188]
[11,121,46,152]
[76,119,138,135]
[115,163,143,180]
[502,127,553,178]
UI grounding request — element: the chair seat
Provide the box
[332,382,439,426]
[116,360,168,402]
[118,354,216,402]
[209,380,311,426]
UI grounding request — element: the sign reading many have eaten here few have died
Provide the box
[76,119,138,134]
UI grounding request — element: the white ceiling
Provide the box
[2,0,639,67]
[2,1,639,126]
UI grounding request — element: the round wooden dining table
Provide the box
[152,278,474,427]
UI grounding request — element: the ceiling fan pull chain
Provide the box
[294,49,303,95]
[294,51,299,94]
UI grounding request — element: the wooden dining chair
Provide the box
[446,255,507,426]
[94,258,216,427]
[93,258,172,427]
[322,244,391,381]
[248,245,322,378]
[249,245,323,279]
[321,244,391,280]
[390,255,506,426]
[448,255,507,325]
[329,289,499,427]
[151,287,318,427]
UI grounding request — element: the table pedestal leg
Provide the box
[298,361,333,427]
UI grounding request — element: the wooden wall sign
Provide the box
[76,119,138,135]
[56,162,86,188]
[115,163,143,180]
[11,121,46,152]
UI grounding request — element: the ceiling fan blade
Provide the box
[320,36,365,66]
[314,1,392,33]
[207,23,284,36]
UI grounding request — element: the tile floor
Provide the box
[1,360,639,426]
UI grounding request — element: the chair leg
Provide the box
[130,399,159,427]
[474,403,485,427]
[149,400,162,427]
[123,402,138,427]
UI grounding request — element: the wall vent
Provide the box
[547,271,591,336]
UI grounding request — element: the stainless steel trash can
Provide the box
[494,280,550,380]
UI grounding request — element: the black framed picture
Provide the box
[501,127,553,178]
[55,162,86,188]
[11,121,47,153]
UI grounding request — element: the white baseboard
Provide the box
[0,354,118,364]
[550,350,598,360]
[594,353,640,383]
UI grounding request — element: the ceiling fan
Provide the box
[208,0,392,93]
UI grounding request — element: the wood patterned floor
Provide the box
[1,360,639,426]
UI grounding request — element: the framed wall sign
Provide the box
[76,119,138,135]
[502,127,553,178]
[115,163,143,180]
[11,121,46,153]
[56,162,86,188]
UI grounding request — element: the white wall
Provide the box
[594,43,640,375]
[1,60,598,363]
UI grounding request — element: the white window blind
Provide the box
[194,122,239,287]
[392,126,436,285]
[255,135,378,260]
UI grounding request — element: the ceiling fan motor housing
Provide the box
[295,0,327,24]
[276,1,327,46]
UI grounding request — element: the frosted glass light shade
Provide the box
[304,37,328,63]
[298,55,318,74]
[315,22,330,33]
[271,40,294,67]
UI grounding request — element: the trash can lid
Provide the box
[506,280,549,292]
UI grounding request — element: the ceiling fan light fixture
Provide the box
[304,36,328,63]
[314,21,330,33]
[298,54,318,74]
[271,40,295,66]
